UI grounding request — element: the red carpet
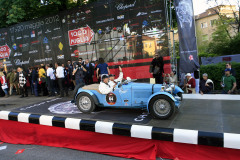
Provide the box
[0,119,239,160]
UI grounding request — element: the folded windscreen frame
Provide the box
[0,0,169,80]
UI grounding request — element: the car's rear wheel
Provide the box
[76,93,95,113]
[149,95,175,119]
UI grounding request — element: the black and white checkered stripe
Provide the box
[0,110,240,150]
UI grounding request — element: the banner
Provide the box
[174,0,199,73]
[0,0,169,80]
[201,54,240,65]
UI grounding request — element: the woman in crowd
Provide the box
[38,65,48,96]
[32,67,39,96]
[0,71,8,97]
[96,58,110,80]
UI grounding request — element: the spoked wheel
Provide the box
[76,93,95,113]
[149,95,175,119]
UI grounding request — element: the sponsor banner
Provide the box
[0,45,11,59]
[68,26,94,46]
[14,52,22,57]
[78,51,95,56]
[34,57,53,63]
[174,0,199,73]
[57,55,64,59]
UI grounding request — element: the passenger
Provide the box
[108,66,123,87]
[99,75,116,94]
[165,71,178,85]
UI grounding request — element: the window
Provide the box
[201,22,208,28]
[210,19,217,27]
[202,34,208,41]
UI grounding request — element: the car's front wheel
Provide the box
[76,93,96,113]
[149,95,175,120]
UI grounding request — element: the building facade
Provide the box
[195,5,238,45]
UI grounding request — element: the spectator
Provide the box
[39,66,48,96]
[56,63,65,97]
[0,71,8,97]
[71,61,76,87]
[17,67,28,98]
[186,73,196,94]
[225,63,236,77]
[32,67,39,96]
[200,73,213,95]
[27,67,34,95]
[63,65,69,96]
[7,69,20,95]
[46,64,56,97]
[73,59,87,86]
[84,59,94,85]
[67,60,74,90]
[97,58,110,80]
[151,53,164,84]
[221,68,237,94]
[166,71,178,85]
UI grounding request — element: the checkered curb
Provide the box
[0,110,240,150]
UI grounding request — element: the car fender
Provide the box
[173,85,184,94]
[147,92,176,112]
[76,89,100,106]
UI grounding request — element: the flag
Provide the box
[174,0,200,73]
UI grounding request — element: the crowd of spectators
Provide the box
[151,53,237,95]
[0,55,238,98]
[0,57,108,98]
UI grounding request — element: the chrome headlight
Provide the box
[170,84,175,91]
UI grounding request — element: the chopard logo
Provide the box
[14,58,30,66]
[115,0,136,10]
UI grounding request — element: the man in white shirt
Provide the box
[99,75,116,94]
[46,64,56,96]
[55,63,65,97]
[108,66,123,87]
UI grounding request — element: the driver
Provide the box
[99,75,116,94]
[108,66,123,87]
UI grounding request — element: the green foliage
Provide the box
[205,16,240,56]
[0,0,96,28]
[200,62,240,90]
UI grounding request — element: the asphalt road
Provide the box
[0,142,131,160]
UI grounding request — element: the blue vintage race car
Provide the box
[74,78,183,119]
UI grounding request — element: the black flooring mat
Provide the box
[13,97,152,125]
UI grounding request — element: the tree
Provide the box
[0,0,95,28]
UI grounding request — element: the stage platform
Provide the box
[1,94,240,134]
[0,94,240,159]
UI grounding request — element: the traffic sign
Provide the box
[68,26,94,46]
[0,45,11,59]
